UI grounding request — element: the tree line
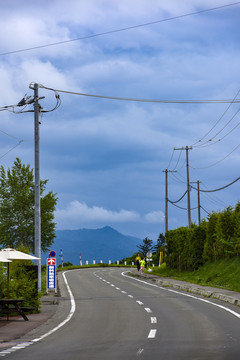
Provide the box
[129,202,240,271]
[166,202,240,271]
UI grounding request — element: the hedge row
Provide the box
[165,202,240,271]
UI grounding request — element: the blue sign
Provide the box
[49,250,56,258]
[47,258,56,291]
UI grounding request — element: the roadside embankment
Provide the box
[130,268,240,307]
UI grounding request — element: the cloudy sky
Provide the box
[0,0,239,241]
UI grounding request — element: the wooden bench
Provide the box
[0,299,30,321]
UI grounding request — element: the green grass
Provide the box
[150,258,240,293]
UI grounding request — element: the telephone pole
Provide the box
[30,83,42,291]
[191,180,202,226]
[174,146,192,228]
[163,169,177,233]
[197,180,201,225]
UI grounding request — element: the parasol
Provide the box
[0,254,12,262]
[0,247,39,302]
[0,247,40,261]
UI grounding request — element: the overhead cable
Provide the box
[0,140,23,160]
[191,88,240,146]
[168,189,188,204]
[192,107,240,149]
[200,205,210,216]
[169,202,198,211]
[1,2,240,57]
[191,142,240,169]
[191,176,240,192]
[37,84,240,104]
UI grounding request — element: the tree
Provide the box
[137,237,153,257]
[0,158,58,253]
[153,233,166,253]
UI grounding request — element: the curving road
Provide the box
[3,268,240,359]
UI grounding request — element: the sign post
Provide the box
[146,252,153,271]
[47,250,57,293]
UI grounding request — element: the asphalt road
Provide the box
[4,268,240,359]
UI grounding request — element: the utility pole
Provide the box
[163,169,177,233]
[174,146,192,228]
[31,83,41,291]
[191,180,202,226]
[197,180,201,225]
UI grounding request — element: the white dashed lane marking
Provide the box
[144,307,152,313]
[148,329,157,338]
[94,270,158,342]
[151,317,157,324]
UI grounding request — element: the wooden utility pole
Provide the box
[197,180,201,225]
[33,83,41,291]
[163,169,177,233]
[174,146,192,228]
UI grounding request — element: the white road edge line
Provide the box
[121,271,240,320]
[0,270,76,357]
[33,270,76,342]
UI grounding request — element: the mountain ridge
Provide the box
[45,226,141,265]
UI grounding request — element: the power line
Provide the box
[168,189,188,204]
[169,172,186,184]
[201,182,227,207]
[191,176,240,193]
[200,205,210,216]
[169,202,198,211]
[191,88,240,147]
[191,142,240,169]
[1,2,240,57]
[37,83,240,104]
[0,129,22,141]
[0,140,23,160]
[192,107,240,149]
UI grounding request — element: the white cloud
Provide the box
[55,200,140,227]
[144,210,165,223]
[55,201,165,230]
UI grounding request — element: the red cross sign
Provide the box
[47,258,56,265]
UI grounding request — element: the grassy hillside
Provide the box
[150,258,240,293]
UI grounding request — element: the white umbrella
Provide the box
[0,247,39,261]
[0,247,39,301]
[0,254,12,262]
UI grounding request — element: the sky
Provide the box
[0,0,239,241]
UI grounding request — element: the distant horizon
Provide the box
[45,225,143,265]
[55,225,161,244]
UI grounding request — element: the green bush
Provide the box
[0,259,40,311]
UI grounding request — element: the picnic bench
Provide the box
[0,299,34,321]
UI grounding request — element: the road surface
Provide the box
[3,267,240,359]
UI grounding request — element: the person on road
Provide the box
[140,258,146,273]
[135,253,141,271]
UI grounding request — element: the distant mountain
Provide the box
[43,226,141,265]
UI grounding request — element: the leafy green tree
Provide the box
[137,237,153,257]
[153,233,165,253]
[203,212,219,262]
[0,158,58,253]
[233,202,240,255]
